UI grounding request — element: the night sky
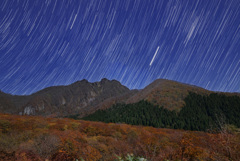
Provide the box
[0,0,240,95]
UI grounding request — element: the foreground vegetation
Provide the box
[0,113,240,160]
[82,92,240,131]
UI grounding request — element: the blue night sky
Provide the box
[0,0,240,95]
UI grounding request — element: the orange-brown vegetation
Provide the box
[126,79,240,112]
[126,79,212,111]
[0,113,240,161]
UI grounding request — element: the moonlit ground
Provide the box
[0,0,239,95]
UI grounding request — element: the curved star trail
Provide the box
[0,0,240,95]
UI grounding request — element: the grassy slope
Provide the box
[0,113,240,161]
[127,79,240,112]
[126,79,211,111]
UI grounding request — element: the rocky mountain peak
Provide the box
[0,78,132,117]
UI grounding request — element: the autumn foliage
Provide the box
[0,113,240,160]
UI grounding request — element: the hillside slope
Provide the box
[126,79,211,111]
[83,93,240,131]
[0,113,240,160]
[126,79,240,111]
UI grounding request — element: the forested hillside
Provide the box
[82,92,240,131]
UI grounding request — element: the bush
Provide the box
[116,153,147,161]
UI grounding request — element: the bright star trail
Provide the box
[0,0,240,95]
[150,46,160,66]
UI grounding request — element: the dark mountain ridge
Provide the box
[0,78,134,117]
[0,78,239,117]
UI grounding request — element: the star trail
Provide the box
[150,46,160,66]
[0,0,239,95]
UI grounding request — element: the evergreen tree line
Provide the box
[81,92,240,131]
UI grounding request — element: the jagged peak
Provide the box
[100,78,110,83]
[99,78,121,85]
[80,79,89,83]
[71,79,89,85]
